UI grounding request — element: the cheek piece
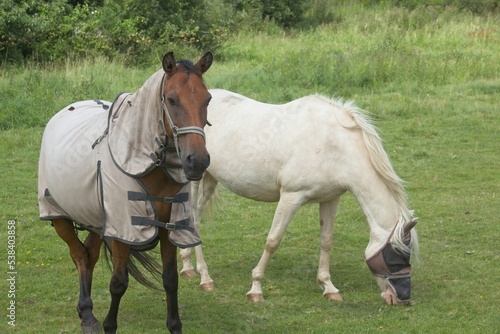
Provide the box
[366,219,417,303]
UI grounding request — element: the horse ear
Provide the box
[196,52,213,74]
[403,219,417,235]
[403,218,417,245]
[162,51,177,76]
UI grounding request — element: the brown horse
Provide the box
[38,52,213,333]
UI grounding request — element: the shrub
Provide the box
[0,0,72,62]
[260,0,307,28]
[0,0,234,64]
[1,0,497,65]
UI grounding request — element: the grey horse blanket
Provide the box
[38,70,200,249]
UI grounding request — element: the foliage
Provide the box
[259,0,307,28]
[451,0,499,13]
[0,0,72,62]
[1,5,499,130]
[1,0,497,64]
[0,0,233,64]
[359,0,498,13]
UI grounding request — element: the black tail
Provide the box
[102,242,163,291]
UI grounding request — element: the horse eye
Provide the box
[167,98,175,105]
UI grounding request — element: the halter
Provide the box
[160,75,206,159]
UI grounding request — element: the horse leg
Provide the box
[179,172,218,291]
[160,228,182,334]
[103,241,130,334]
[178,179,201,278]
[247,193,303,301]
[317,198,343,301]
[52,219,102,334]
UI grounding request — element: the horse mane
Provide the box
[176,60,202,77]
[316,95,419,260]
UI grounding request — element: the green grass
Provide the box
[1,5,499,334]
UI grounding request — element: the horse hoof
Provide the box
[200,281,215,291]
[180,269,197,278]
[81,320,102,334]
[247,293,265,302]
[324,292,343,301]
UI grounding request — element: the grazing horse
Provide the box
[180,89,420,305]
[38,52,213,334]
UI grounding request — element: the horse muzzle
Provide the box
[386,275,411,304]
[182,152,210,181]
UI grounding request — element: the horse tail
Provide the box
[342,101,420,262]
[128,250,163,290]
[103,242,163,291]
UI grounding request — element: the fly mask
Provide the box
[366,219,418,304]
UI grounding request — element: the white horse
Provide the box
[180,89,420,305]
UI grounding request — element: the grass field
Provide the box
[1,5,499,334]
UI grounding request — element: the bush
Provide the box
[260,0,307,28]
[452,0,498,14]
[381,0,498,14]
[0,0,73,62]
[226,0,322,29]
[0,0,497,65]
[0,0,234,64]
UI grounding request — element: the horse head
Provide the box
[161,51,213,181]
[366,219,418,305]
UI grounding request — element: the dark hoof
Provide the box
[81,320,102,334]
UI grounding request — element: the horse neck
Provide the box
[338,101,415,259]
[350,172,411,259]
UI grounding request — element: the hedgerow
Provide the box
[0,0,234,64]
[0,0,496,64]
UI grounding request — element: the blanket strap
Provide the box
[91,128,108,149]
[149,152,183,169]
[93,99,110,110]
[128,191,188,204]
[131,216,193,232]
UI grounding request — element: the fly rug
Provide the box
[38,51,213,334]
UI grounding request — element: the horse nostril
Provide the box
[185,154,194,169]
[185,153,210,170]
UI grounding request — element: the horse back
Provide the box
[205,90,370,202]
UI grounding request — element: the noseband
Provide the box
[366,219,417,304]
[160,75,206,159]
